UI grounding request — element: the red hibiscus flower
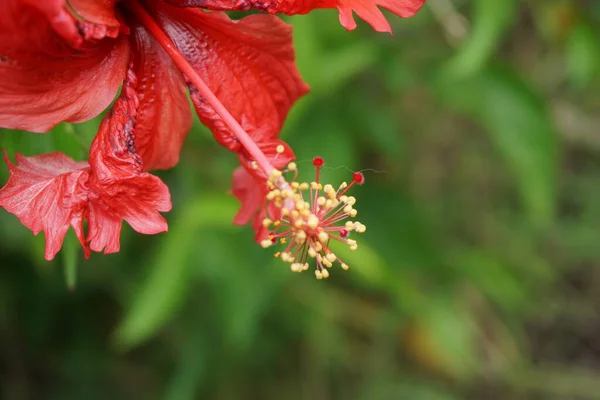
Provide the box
[0,0,308,259]
[167,0,426,33]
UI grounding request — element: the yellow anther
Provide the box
[280,238,287,244]
[308,247,317,258]
[291,181,299,189]
[276,144,285,154]
[345,221,354,230]
[311,182,319,190]
[341,263,349,271]
[315,270,323,280]
[350,209,358,217]
[281,253,295,263]
[251,161,259,170]
[322,259,332,268]
[299,182,309,190]
[318,231,329,243]
[274,252,281,258]
[346,196,356,206]
[323,184,334,194]
[294,219,305,229]
[295,230,307,243]
[262,218,273,228]
[273,220,281,227]
[269,169,282,180]
[313,242,323,252]
[291,210,299,219]
[340,195,348,203]
[307,215,319,229]
[321,269,330,279]
[326,253,337,263]
[339,182,348,190]
[343,205,353,214]
[260,240,273,248]
[296,200,306,210]
[288,162,297,171]
[325,199,334,209]
[317,196,326,207]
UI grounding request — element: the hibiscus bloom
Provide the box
[0,0,308,259]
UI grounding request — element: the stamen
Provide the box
[262,159,366,279]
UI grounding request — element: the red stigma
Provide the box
[312,156,325,167]
[353,172,365,185]
[268,232,277,243]
[340,229,349,238]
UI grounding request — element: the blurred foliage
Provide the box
[3,0,600,399]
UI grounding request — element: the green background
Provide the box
[2,0,600,398]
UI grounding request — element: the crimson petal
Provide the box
[86,69,173,252]
[232,166,265,226]
[68,0,121,28]
[0,0,130,132]
[0,151,90,260]
[231,166,275,242]
[154,6,309,151]
[128,23,193,170]
[0,68,172,260]
[165,0,426,32]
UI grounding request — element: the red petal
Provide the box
[128,23,193,170]
[251,208,270,242]
[231,167,272,242]
[0,68,173,260]
[86,69,172,252]
[0,1,130,132]
[232,139,293,240]
[68,0,120,28]
[3,0,83,47]
[165,0,425,32]
[337,0,425,32]
[231,166,266,225]
[154,6,309,151]
[0,151,91,261]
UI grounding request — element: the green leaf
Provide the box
[435,68,558,227]
[566,23,600,88]
[418,296,478,380]
[443,0,519,79]
[114,195,239,350]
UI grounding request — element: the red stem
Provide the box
[124,0,274,175]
